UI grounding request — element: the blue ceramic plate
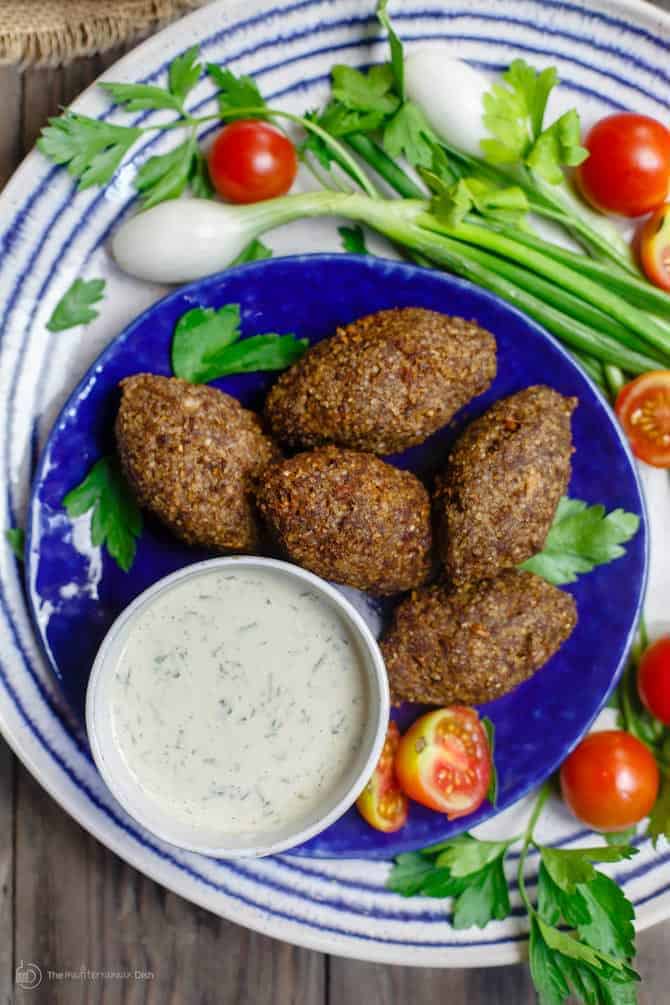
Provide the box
[27,254,647,857]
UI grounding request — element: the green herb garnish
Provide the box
[171,302,307,383]
[231,239,273,265]
[431,176,529,228]
[388,833,513,928]
[338,224,369,254]
[481,59,588,182]
[520,497,640,585]
[46,278,106,332]
[63,457,142,572]
[37,114,141,190]
[5,528,25,562]
[388,784,641,1005]
[481,716,498,806]
[207,63,268,119]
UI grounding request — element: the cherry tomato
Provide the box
[638,636,670,725]
[395,707,491,820]
[560,730,659,832]
[639,203,670,291]
[208,120,298,204]
[615,371,670,467]
[356,722,408,832]
[576,113,670,217]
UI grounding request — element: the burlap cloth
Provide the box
[0,1,210,67]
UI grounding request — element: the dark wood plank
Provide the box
[0,739,15,1005]
[14,764,325,1005]
[0,65,22,188]
[19,45,132,156]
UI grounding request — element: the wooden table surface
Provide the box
[1,13,670,1001]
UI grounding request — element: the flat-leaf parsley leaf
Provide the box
[520,496,640,585]
[37,113,141,190]
[5,528,24,562]
[171,302,307,383]
[46,278,106,332]
[63,457,142,572]
[338,224,369,254]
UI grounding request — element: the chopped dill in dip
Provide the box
[109,567,369,836]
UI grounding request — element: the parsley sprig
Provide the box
[171,302,307,383]
[46,278,106,332]
[520,497,640,586]
[481,60,588,183]
[388,783,641,1005]
[38,46,376,206]
[338,224,369,254]
[63,457,142,572]
[5,528,25,562]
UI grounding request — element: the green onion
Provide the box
[345,134,427,198]
[484,221,670,319]
[425,218,670,358]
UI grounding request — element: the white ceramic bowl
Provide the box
[86,556,390,858]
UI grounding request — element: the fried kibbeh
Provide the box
[257,446,433,594]
[115,374,279,552]
[382,569,577,706]
[435,385,577,584]
[264,307,497,454]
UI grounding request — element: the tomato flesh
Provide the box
[576,113,670,217]
[395,707,491,820]
[639,203,670,291]
[560,730,659,831]
[638,636,670,725]
[615,371,670,467]
[356,721,408,833]
[208,120,297,204]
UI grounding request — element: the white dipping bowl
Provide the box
[86,556,389,858]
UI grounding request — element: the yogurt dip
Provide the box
[87,558,388,856]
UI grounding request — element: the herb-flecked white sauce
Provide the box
[109,568,369,835]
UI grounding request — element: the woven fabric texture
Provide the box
[0,1,208,66]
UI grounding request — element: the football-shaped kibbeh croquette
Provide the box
[434,385,577,585]
[382,569,578,706]
[257,446,433,594]
[115,374,279,552]
[264,307,497,454]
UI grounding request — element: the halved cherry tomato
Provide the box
[638,635,670,725]
[576,113,670,217]
[356,721,408,833]
[638,203,670,291]
[208,120,297,204]
[615,371,670,467]
[394,707,490,820]
[560,730,659,832]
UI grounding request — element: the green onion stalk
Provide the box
[114,188,668,380]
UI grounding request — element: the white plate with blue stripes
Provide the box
[1,0,670,966]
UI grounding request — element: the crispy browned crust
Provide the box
[434,385,577,584]
[382,569,577,705]
[115,374,280,552]
[257,446,433,594]
[264,307,497,454]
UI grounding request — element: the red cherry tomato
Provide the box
[638,636,670,725]
[560,730,659,832]
[208,120,297,204]
[638,203,670,291]
[576,113,670,217]
[395,707,491,820]
[615,371,670,467]
[356,722,408,832]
